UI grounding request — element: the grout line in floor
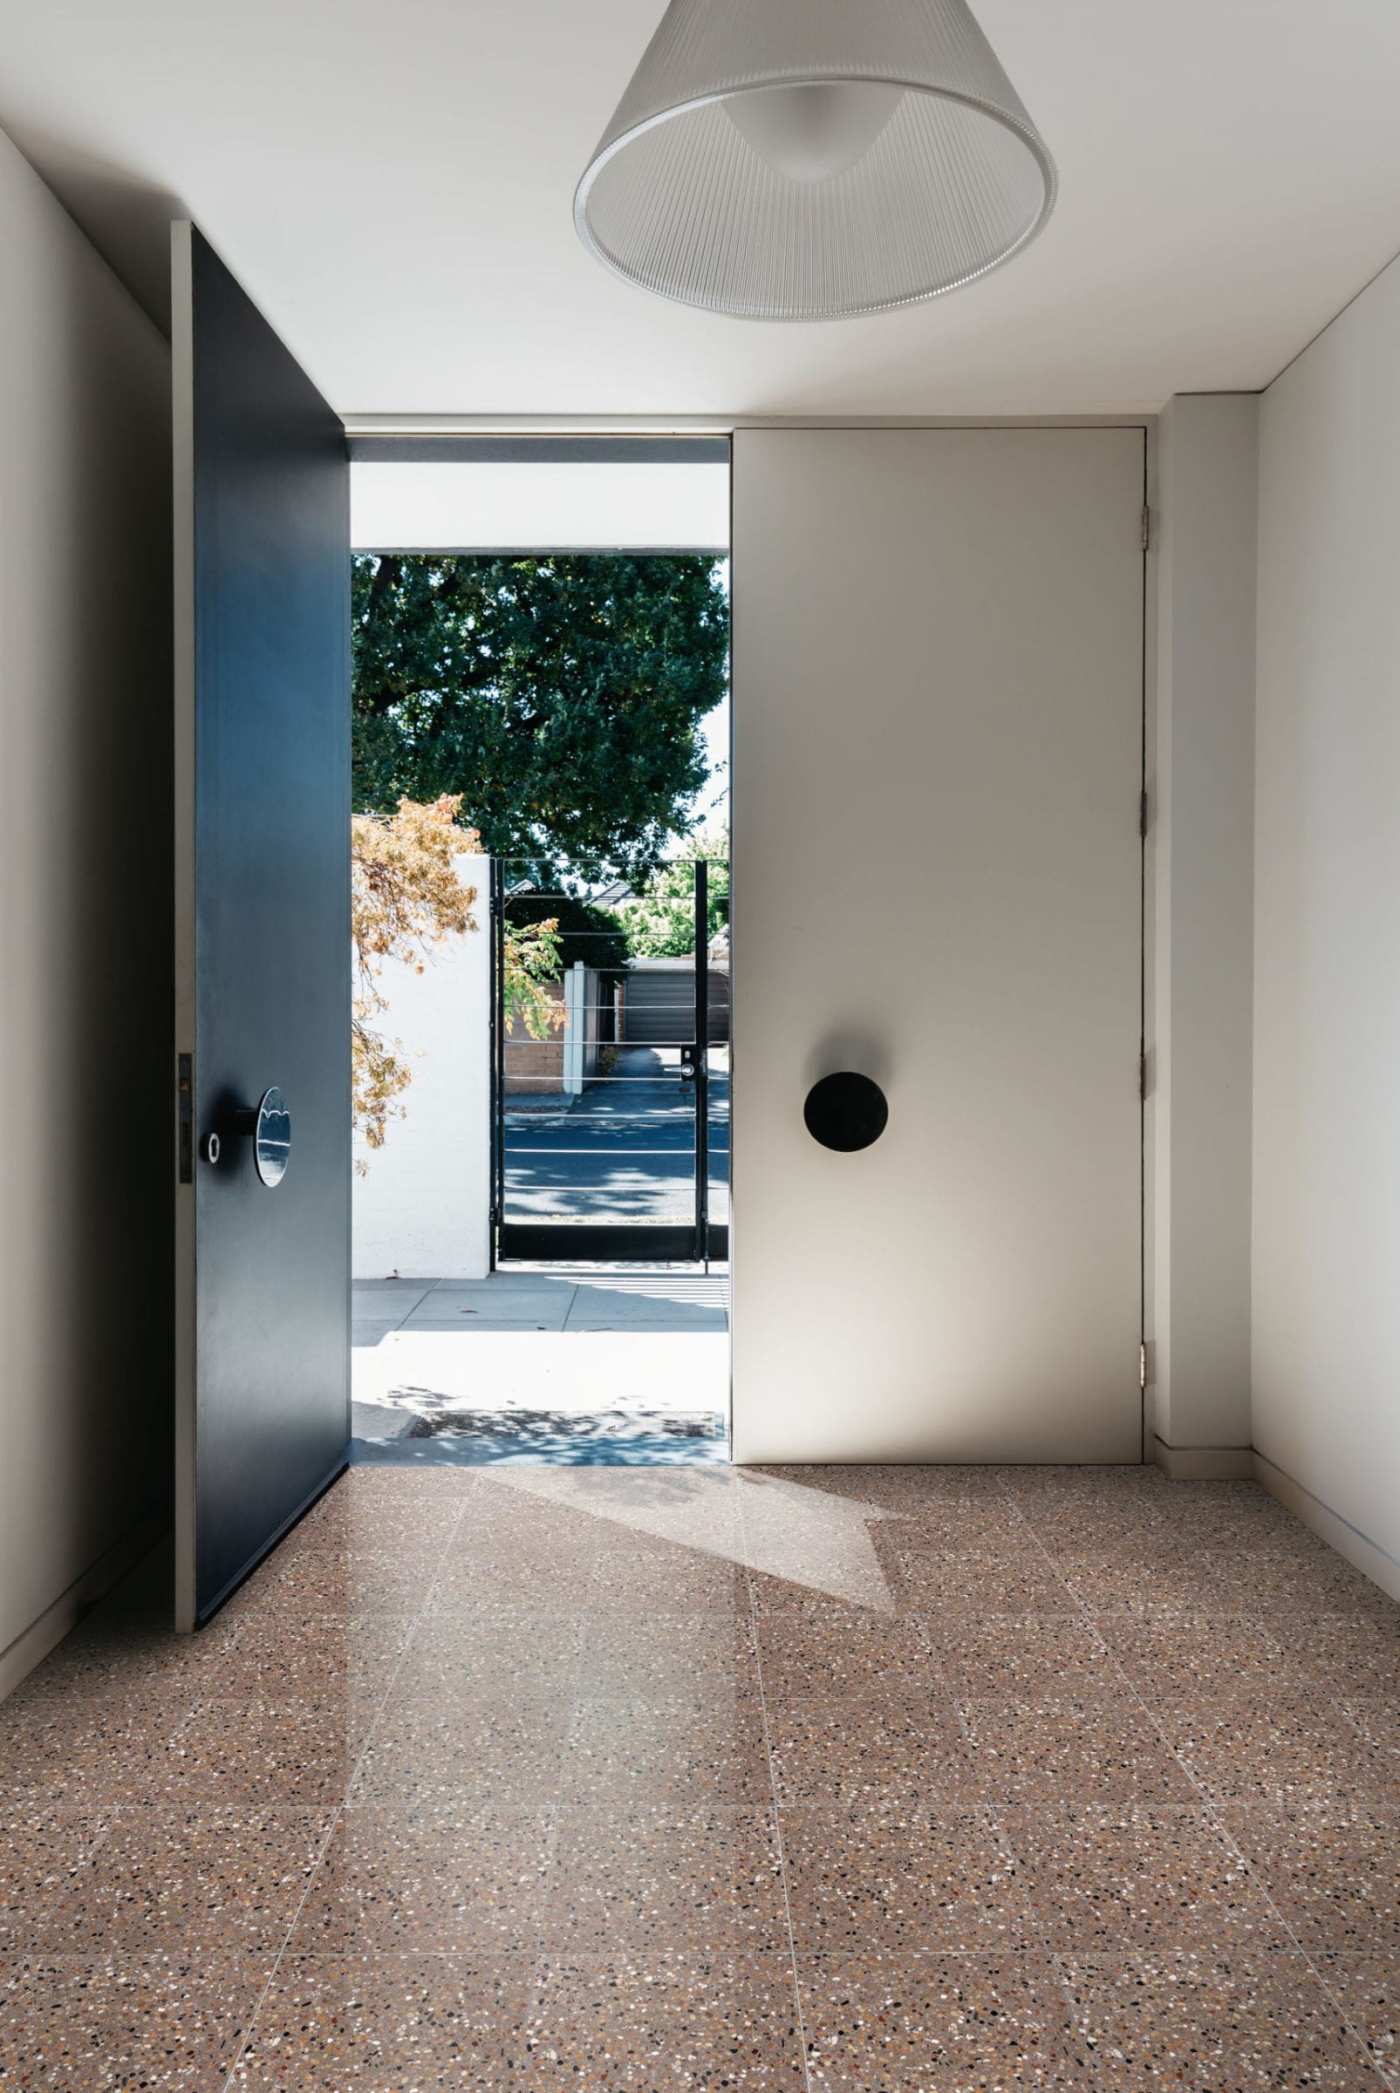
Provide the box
[1011,1495,1394,2085]
[740,1503,815,2093]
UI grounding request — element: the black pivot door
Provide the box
[173,225,351,1629]
[494,858,730,1265]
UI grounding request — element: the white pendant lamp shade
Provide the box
[575,0,1056,322]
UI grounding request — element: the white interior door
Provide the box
[731,427,1144,1463]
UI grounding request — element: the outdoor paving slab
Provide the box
[400,1300,573,1330]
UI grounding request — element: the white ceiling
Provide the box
[2,0,1400,417]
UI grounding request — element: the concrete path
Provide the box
[353,1267,730,1345]
[351,1267,731,1463]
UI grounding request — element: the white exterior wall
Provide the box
[1148,395,1258,1467]
[353,855,492,1280]
[0,128,172,1696]
[1252,256,1400,1580]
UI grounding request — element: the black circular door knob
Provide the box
[804,1072,888,1153]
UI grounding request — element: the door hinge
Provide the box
[1139,788,1149,840]
[1139,1340,1152,1390]
[1138,1045,1149,1103]
[1141,505,1152,551]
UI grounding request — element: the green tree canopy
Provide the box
[505,891,630,977]
[352,553,729,884]
[616,830,730,959]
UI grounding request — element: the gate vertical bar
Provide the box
[491,857,506,1264]
[695,856,710,1267]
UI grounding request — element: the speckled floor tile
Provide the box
[0,1811,111,1951]
[294,1480,463,1542]
[741,1465,1009,1511]
[271,1548,452,1613]
[0,1952,266,2090]
[922,1614,1116,1696]
[11,1618,241,1713]
[1062,1951,1376,2088]
[395,1608,584,1699]
[751,1598,935,1704]
[428,1553,602,1610]
[526,1952,806,2089]
[869,1498,1027,1549]
[1287,1615,1400,1696]
[217,1610,413,1699]
[161,1696,375,1805]
[1345,1695,1400,1757]
[0,1702,191,1805]
[780,1804,1027,1955]
[1096,1615,1300,1699]
[541,1805,787,1958]
[1002,1804,1283,1953]
[1061,1554,1243,1616]
[472,1461,741,1528]
[50,1805,330,1953]
[441,1516,604,1569]
[575,1613,761,1706]
[563,1689,772,1808]
[585,1540,753,1615]
[7,1460,1397,2091]
[1001,1468,1167,1505]
[799,1949,1080,2090]
[355,1693,570,1808]
[1031,1492,1305,1554]
[1314,1955,1398,2082]
[766,1695,977,1807]
[586,1541,755,1618]
[958,1696,1195,1804]
[891,1549,1078,1615]
[1221,1804,1400,1956]
[1231,1552,1400,1619]
[291,1803,554,1956]
[1160,1697,1400,1805]
[745,1561,898,1614]
[335,1467,476,1504]
[232,1951,536,2089]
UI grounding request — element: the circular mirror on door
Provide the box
[803,1071,888,1153]
[252,1086,291,1187]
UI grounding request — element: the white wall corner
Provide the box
[1150,393,1259,1462]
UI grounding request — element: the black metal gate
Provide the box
[492,858,729,1265]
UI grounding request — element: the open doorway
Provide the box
[346,438,731,1463]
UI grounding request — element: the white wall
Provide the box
[0,129,172,1694]
[1253,256,1400,1572]
[353,855,491,1279]
[1149,395,1258,1466]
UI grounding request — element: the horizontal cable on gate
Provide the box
[503,1150,729,1160]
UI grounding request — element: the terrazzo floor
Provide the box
[0,1462,1396,2089]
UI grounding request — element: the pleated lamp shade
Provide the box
[575,0,1056,322]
